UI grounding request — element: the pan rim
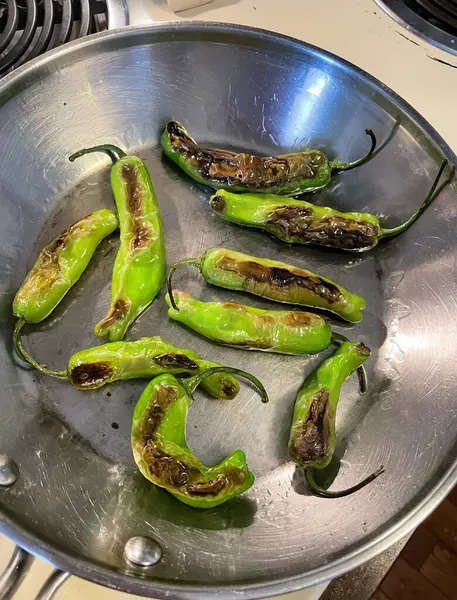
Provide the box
[0,20,456,600]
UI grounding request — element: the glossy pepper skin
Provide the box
[13,209,118,324]
[166,290,332,355]
[161,120,376,196]
[131,367,268,508]
[209,160,449,252]
[168,248,365,323]
[289,341,384,497]
[69,145,166,341]
[68,336,240,400]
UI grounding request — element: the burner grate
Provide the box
[405,0,457,34]
[375,0,457,55]
[0,0,127,74]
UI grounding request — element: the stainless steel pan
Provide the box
[1,22,456,600]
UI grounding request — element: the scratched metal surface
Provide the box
[0,22,457,600]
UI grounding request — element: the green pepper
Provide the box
[161,120,376,196]
[167,248,365,323]
[67,336,240,399]
[69,145,166,341]
[209,160,448,252]
[13,209,118,377]
[289,341,384,497]
[131,366,268,508]
[165,290,332,354]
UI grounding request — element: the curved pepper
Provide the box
[131,367,268,508]
[161,120,376,196]
[69,145,166,341]
[165,290,332,355]
[289,341,384,497]
[67,336,240,399]
[209,160,448,252]
[167,248,365,323]
[13,209,118,324]
[13,209,118,378]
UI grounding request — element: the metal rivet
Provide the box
[124,536,162,567]
[0,455,19,487]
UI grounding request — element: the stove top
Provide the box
[375,0,457,55]
[0,0,127,74]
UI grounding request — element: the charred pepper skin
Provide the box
[209,160,449,252]
[13,210,118,378]
[167,248,365,323]
[67,336,240,400]
[69,145,166,342]
[13,209,118,324]
[161,120,376,196]
[131,367,268,508]
[289,341,384,498]
[165,290,332,355]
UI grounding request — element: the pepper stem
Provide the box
[183,366,269,403]
[69,144,127,165]
[13,319,68,380]
[331,332,367,393]
[305,465,385,498]
[167,257,203,311]
[381,159,448,239]
[330,129,377,172]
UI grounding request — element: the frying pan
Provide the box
[0,22,456,600]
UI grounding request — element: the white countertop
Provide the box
[2,0,456,598]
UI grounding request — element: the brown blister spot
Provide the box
[267,207,378,251]
[70,362,113,387]
[121,163,152,251]
[290,390,331,464]
[187,474,229,495]
[217,255,343,304]
[356,342,371,357]
[144,443,190,487]
[153,353,199,371]
[143,384,179,437]
[168,121,325,188]
[98,299,129,329]
[280,311,313,327]
[210,194,226,213]
[220,378,239,399]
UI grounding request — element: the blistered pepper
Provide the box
[131,366,268,508]
[161,120,376,196]
[69,145,166,341]
[165,290,332,354]
[15,334,241,398]
[167,248,365,323]
[209,160,448,252]
[289,341,384,497]
[13,209,118,376]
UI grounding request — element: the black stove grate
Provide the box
[0,0,108,75]
[404,0,457,36]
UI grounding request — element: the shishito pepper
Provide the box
[165,290,332,354]
[161,120,376,196]
[67,336,240,399]
[13,209,118,376]
[167,248,365,323]
[131,366,268,508]
[69,145,166,341]
[289,341,384,498]
[209,160,448,252]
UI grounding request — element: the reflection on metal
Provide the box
[375,0,457,56]
[0,456,18,487]
[124,536,163,567]
[0,546,33,600]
